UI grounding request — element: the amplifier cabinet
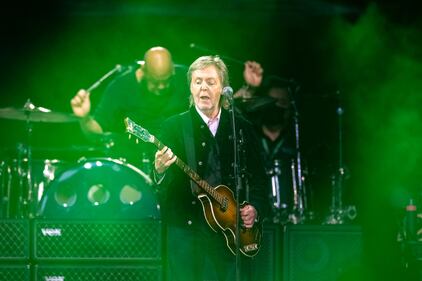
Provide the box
[284,224,363,281]
[403,241,422,280]
[34,264,163,281]
[33,219,162,262]
[0,219,29,260]
[250,223,282,281]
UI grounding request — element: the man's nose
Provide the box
[157,82,167,90]
[200,82,209,91]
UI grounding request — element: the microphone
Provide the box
[222,86,233,98]
[222,86,234,105]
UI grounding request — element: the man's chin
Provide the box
[197,104,212,111]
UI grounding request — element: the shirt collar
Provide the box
[194,105,221,125]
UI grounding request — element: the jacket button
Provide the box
[187,220,192,225]
[198,161,203,166]
[201,142,206,147]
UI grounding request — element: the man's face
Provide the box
[144,70,173,96]
[268,87,290,108]
[190,65,222,117]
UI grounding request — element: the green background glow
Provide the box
[0,1,421,280]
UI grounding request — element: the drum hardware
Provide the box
[0,145,27,218]
[0,99,80,218]
[264,83,312,225]
[0,159,11,218]
[0,101,80,123]
[323,91,356,225]
[269,159,283,210]
[0,149,67,219]
[287,86,309,224]
[267,159,289,224]
[140,152,152,176]
[288,159,307,224]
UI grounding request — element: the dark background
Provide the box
[0,1,421,280]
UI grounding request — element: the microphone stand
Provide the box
[226,92,243,281]
[22,99,34,219]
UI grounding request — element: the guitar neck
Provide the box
[152,137,222,203]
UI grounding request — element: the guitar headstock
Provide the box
[124,117,154,144]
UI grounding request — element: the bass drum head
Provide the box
[37,158,159,219]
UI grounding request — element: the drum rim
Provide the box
[75,157,152,185]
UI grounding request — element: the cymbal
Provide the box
[0,106,80,123]
[236,96,277,112]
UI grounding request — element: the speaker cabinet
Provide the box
[250,223,282,281]
[403,241,422,280]
[0,264,30,281]
[284,225,363,281]
[33,219,162,261]
[34,264,163,281]
[0,219,29,260]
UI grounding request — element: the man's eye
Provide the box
[207,81,216,86]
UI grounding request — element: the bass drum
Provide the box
[37,158,159,220]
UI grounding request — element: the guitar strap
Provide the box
[182,112,200,195]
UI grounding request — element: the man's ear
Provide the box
[135,66,145,82]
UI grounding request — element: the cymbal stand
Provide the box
[21,99,35,218]
[324,92,356,224]
[287,86,308,224]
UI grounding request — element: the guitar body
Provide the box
[197,184,262,257]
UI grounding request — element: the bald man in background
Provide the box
[70,46,190,166]
[71,46,189,136]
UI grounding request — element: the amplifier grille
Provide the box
[0,220,29,260]
[284,225,363,281]
[0,264,30,281]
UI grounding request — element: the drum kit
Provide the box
[0,100,157,220]
[237,88,357,226]
[1,90,357,225]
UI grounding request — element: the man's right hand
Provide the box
[70,89,91,118]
